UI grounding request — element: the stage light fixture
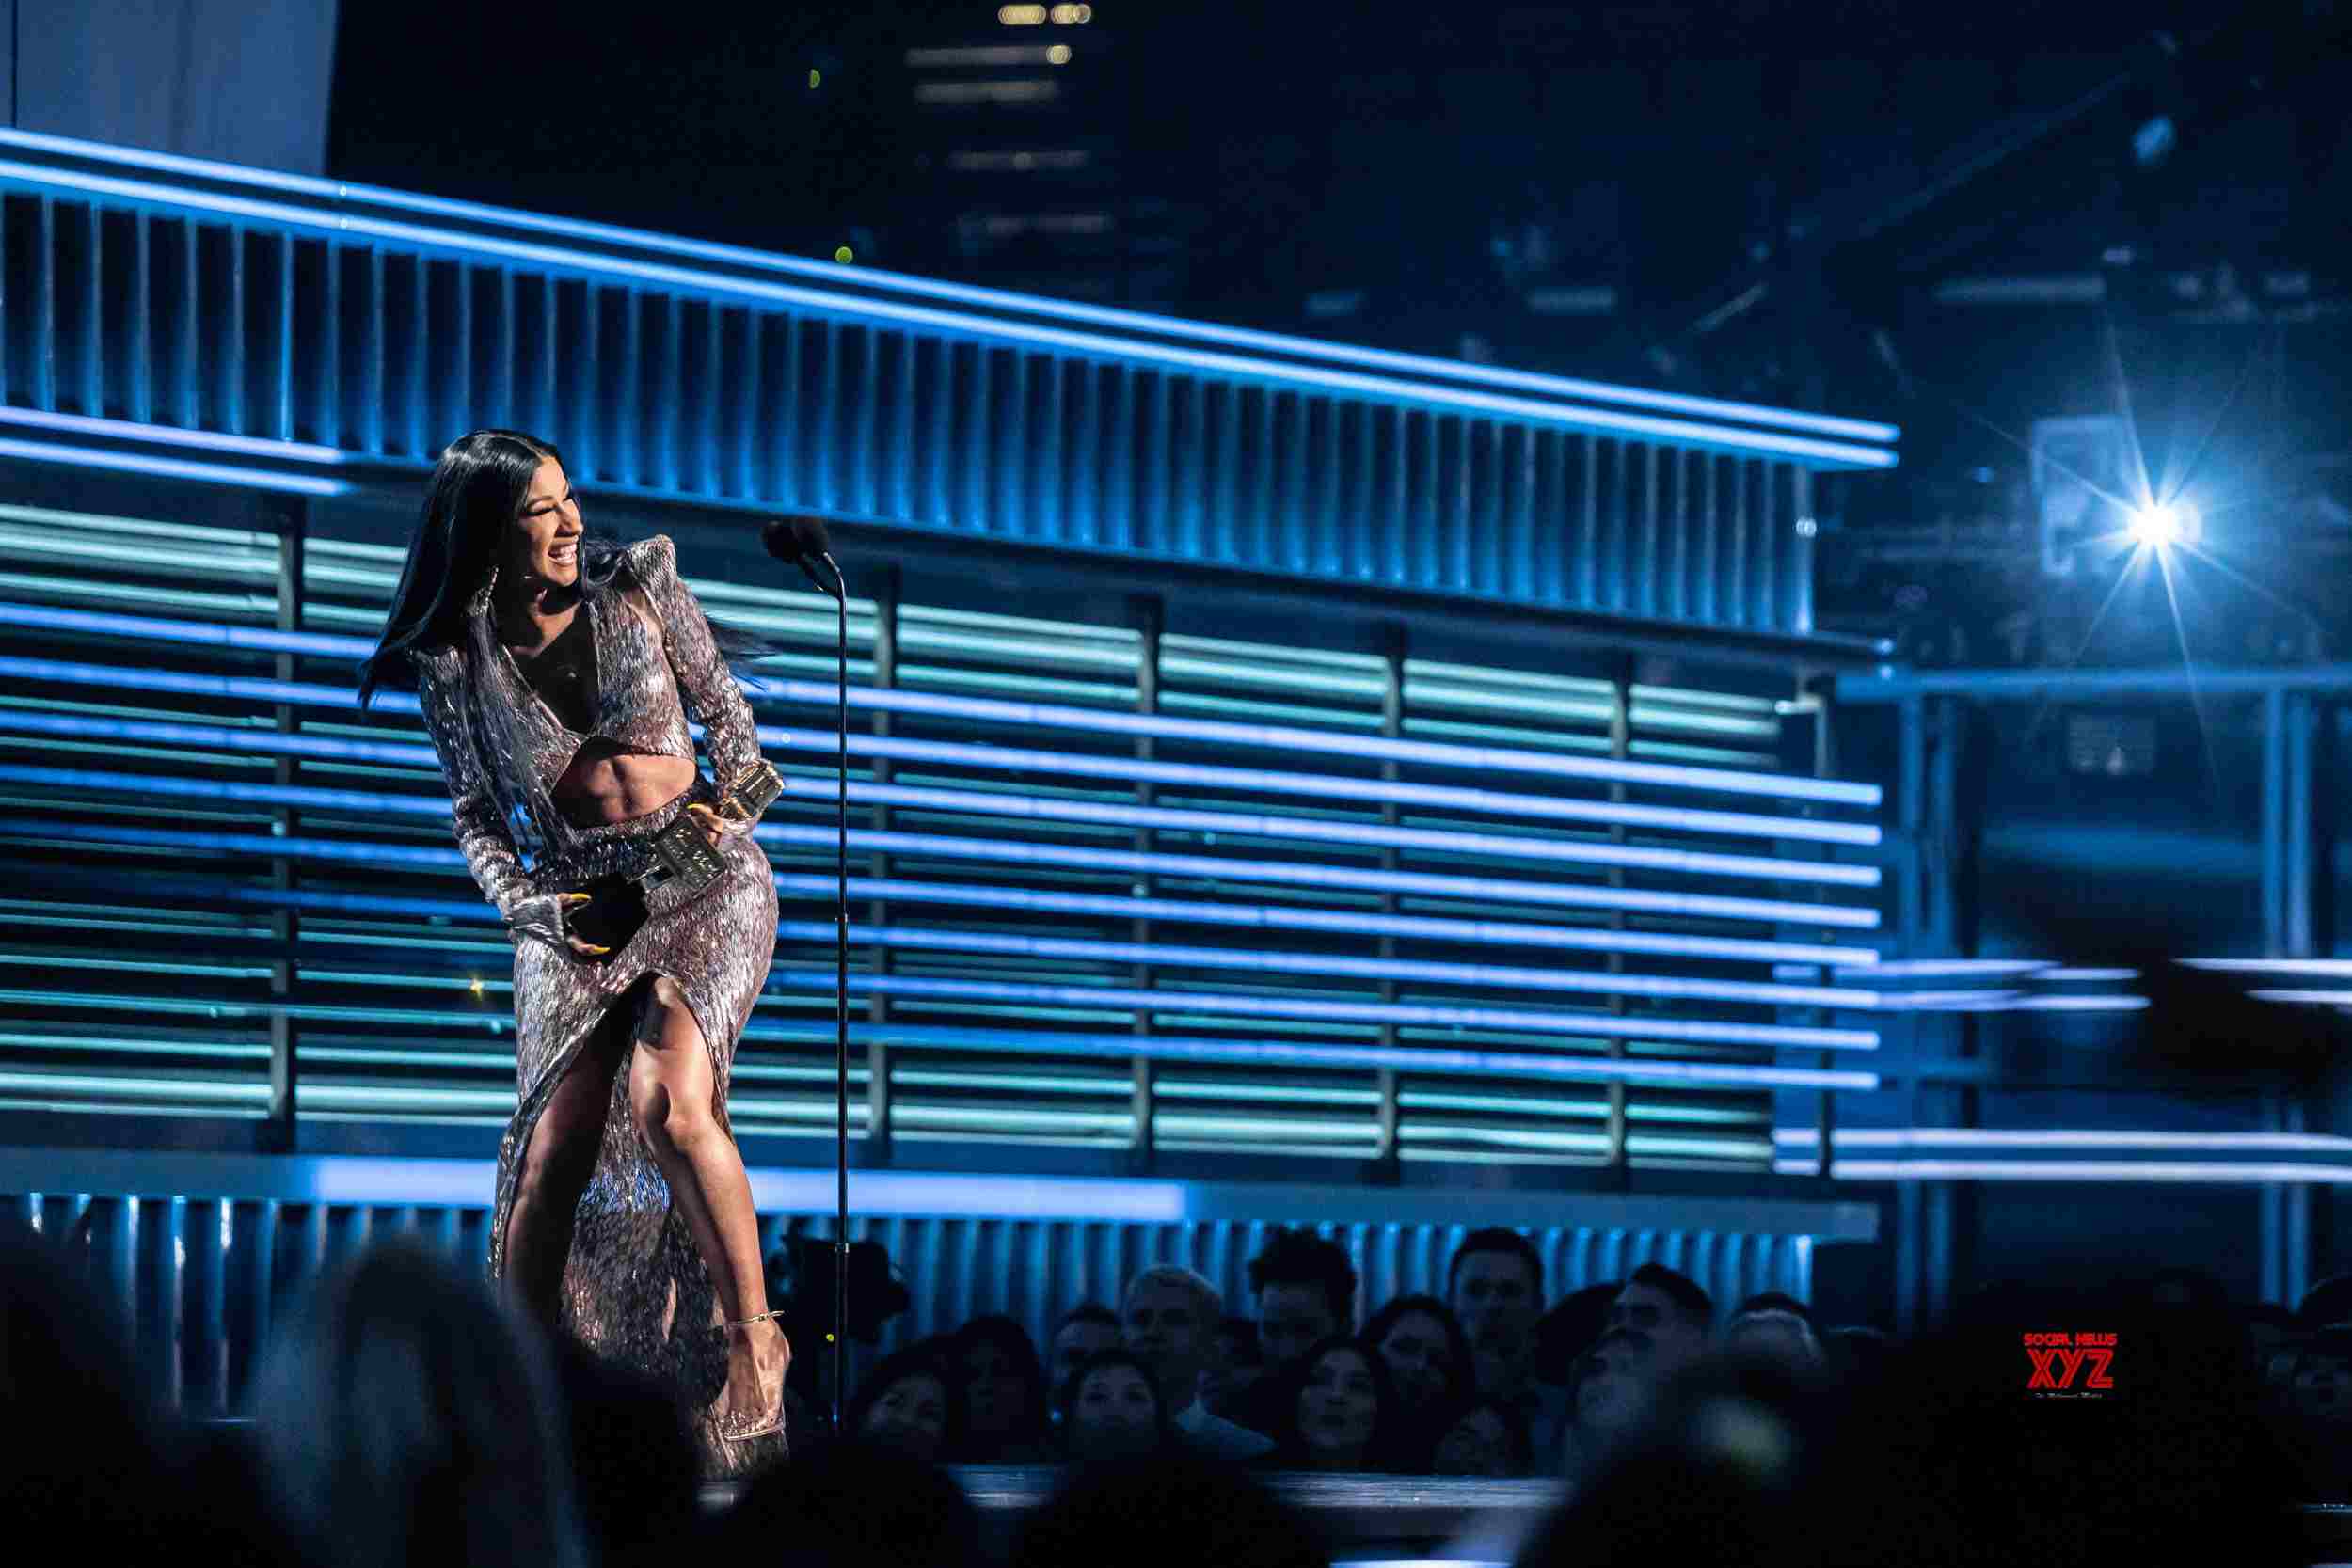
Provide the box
[2129,500,2199,549]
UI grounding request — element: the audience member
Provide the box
[1809,1286,2304,1568]
[1363,1292,1476,1421]
[1228,1227,1359,1434]
[1564,1327,1659,1481]
[2244,1301,2300,1375]
[1057,1347,1176,1464]
[1009,1452,1327,1568]
[1047,1303,1121,1401]
[1734,1290,1814,1322]
[1820,1323,1891,1387]
[1248,1227,1359,1369]
[706,1439,983,1568]
[2299,1272,2352,1330]
[2144,1265,2231,1311]
[1122,1264,1275,1460]
[0,1213,238,1564]
[1263,1333,1403,1473]
[1203,1313,1267,1416]
[1426,1393,1536,1478]
[245,1234,589,1568]
[1720,1307,1827,1378]
[548,1337,704,1568]
[949,1314,1053,1463]
[1447,1227,1568,1465]
[1532,1280,1619,1386]
[1607,1261,1715,1374]
[1518,1355,1827,1568]
[841,1341,965,1466]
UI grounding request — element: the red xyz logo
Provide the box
[2023,1331,2117,1394]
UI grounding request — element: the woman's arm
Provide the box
[628,534,776,807]
[412,649,568,944]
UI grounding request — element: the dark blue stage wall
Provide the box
[0,120,1919,1348]
[18,119,2344,1343]
[1829,689,2352,1310]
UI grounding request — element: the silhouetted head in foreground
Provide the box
[1009,1452,1327,1568]
[708,1439,983,1568]
[246,1235,588,1568]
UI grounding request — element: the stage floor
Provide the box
[704,1466,1561,1560]
[692,1475,2352,1566]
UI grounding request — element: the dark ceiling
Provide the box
[329,0,2352,663]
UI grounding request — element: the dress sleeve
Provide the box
[412,649,563,942]
[628,534,767,790]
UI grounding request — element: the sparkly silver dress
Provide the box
[409,534,779,1466]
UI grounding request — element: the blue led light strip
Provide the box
[761,724,1883,846]
[769,776,1881,888]
[0,862,1877,1006]
[756,679,1884,808]
[0,436,350,496]
[0,825,1882,965]
[0,767,1877,928]
[0,406,345,464]
[790,1022,1883,1092]
[0,607,1885,808]
[0,154,1899,468]
[1778,1159,2352,1184]
[759,823,1881,928]
[0,983,1878,1093]
[0,129,1898,446]
[763,969,1876,1051]
[0,950,1871,1049]
[0,660,1883,848]
[768,922,1876,1008]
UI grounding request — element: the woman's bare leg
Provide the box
[628,974,786,1423]
[501,1008,630,1323]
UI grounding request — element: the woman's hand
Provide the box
[560,891,611,958]
[686,800,755,849]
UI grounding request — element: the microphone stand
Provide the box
[820,552,850,1435]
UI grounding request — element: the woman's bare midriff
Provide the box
[551,738,698,828]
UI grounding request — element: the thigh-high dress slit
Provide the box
[406,533,781,1472]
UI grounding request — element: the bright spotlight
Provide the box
[2129,501,2199,550]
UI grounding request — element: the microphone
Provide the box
[761,510,853,1433]
[761,515,841,598]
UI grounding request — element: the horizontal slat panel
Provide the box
[0,135,1901,637]
[0,499,1884,1167]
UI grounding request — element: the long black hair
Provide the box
[841,1340,969,1460]
[1362,1292,1476,1413]
[358,429,771,709]
[947,1313,1053,1458]
[1052,1347,1175,1461]
[1265,1333,1407,1472]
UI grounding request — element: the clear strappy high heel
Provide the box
[713,1308,789,1443]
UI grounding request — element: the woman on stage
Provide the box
[359,429,788,1470]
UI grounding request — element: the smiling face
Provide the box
[502,457,581,589]
[1375,1309,1458,1413]
[860,1371,948,1461]
[1295,1345,1378,1460]
[1071,1363,1161,1459]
